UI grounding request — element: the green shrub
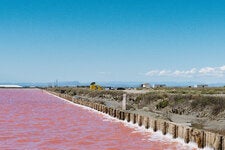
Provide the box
[156,100,169,109]
[60,89,66,94]
[68,90,76,96]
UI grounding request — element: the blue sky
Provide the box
[0,0,225,83]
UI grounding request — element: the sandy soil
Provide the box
[124,89,150,94]
[76,95,225,135]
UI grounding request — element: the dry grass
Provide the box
[47,87,225,116]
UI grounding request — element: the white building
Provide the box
[194,84,208,88]
[140,83,151,88]
[153,84,166,88]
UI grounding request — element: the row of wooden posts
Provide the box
[50,92,225,150]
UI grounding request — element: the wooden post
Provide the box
[122,94,126,110]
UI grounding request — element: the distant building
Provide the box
[117,87,126,90]
[153,84,166,88]
[140,83,151,88]
[104,87,114,90]
[194,84,208,88]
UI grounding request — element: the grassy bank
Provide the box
[47,87,225,116]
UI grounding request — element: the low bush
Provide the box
[156,100,169,109]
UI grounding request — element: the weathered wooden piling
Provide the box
[205,131,223,150]
[100,105,103,112]
[166,122,177,138]
[137,115,143,127]
[222,136,225,150]
[107,107,110,115]
[143,116,149,129]
[130,113,136,124]
[120,111,125,120]
[100,105,104,112]
[111,108,115,116]
[125,112,130,122]
[116,110,120,119]
[189,129,205,148]
[161,121,167,135]
[98,104,101,112]
[113,109,117,117]
[149,118,157,132]
[108,108,111,116]
[177,125,190,144]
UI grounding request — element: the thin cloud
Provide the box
[145,70,160,76]
[220,66,225,71]
[98,72,111,75]
[159,70,171,76]
[145,65,225,77]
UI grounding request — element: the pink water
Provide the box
[0,89,196,149]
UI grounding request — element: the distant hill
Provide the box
[97,81,142,88]
[58,81,81,87]
[0,81,224,88]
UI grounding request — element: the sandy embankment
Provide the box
[75,92,225,135]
